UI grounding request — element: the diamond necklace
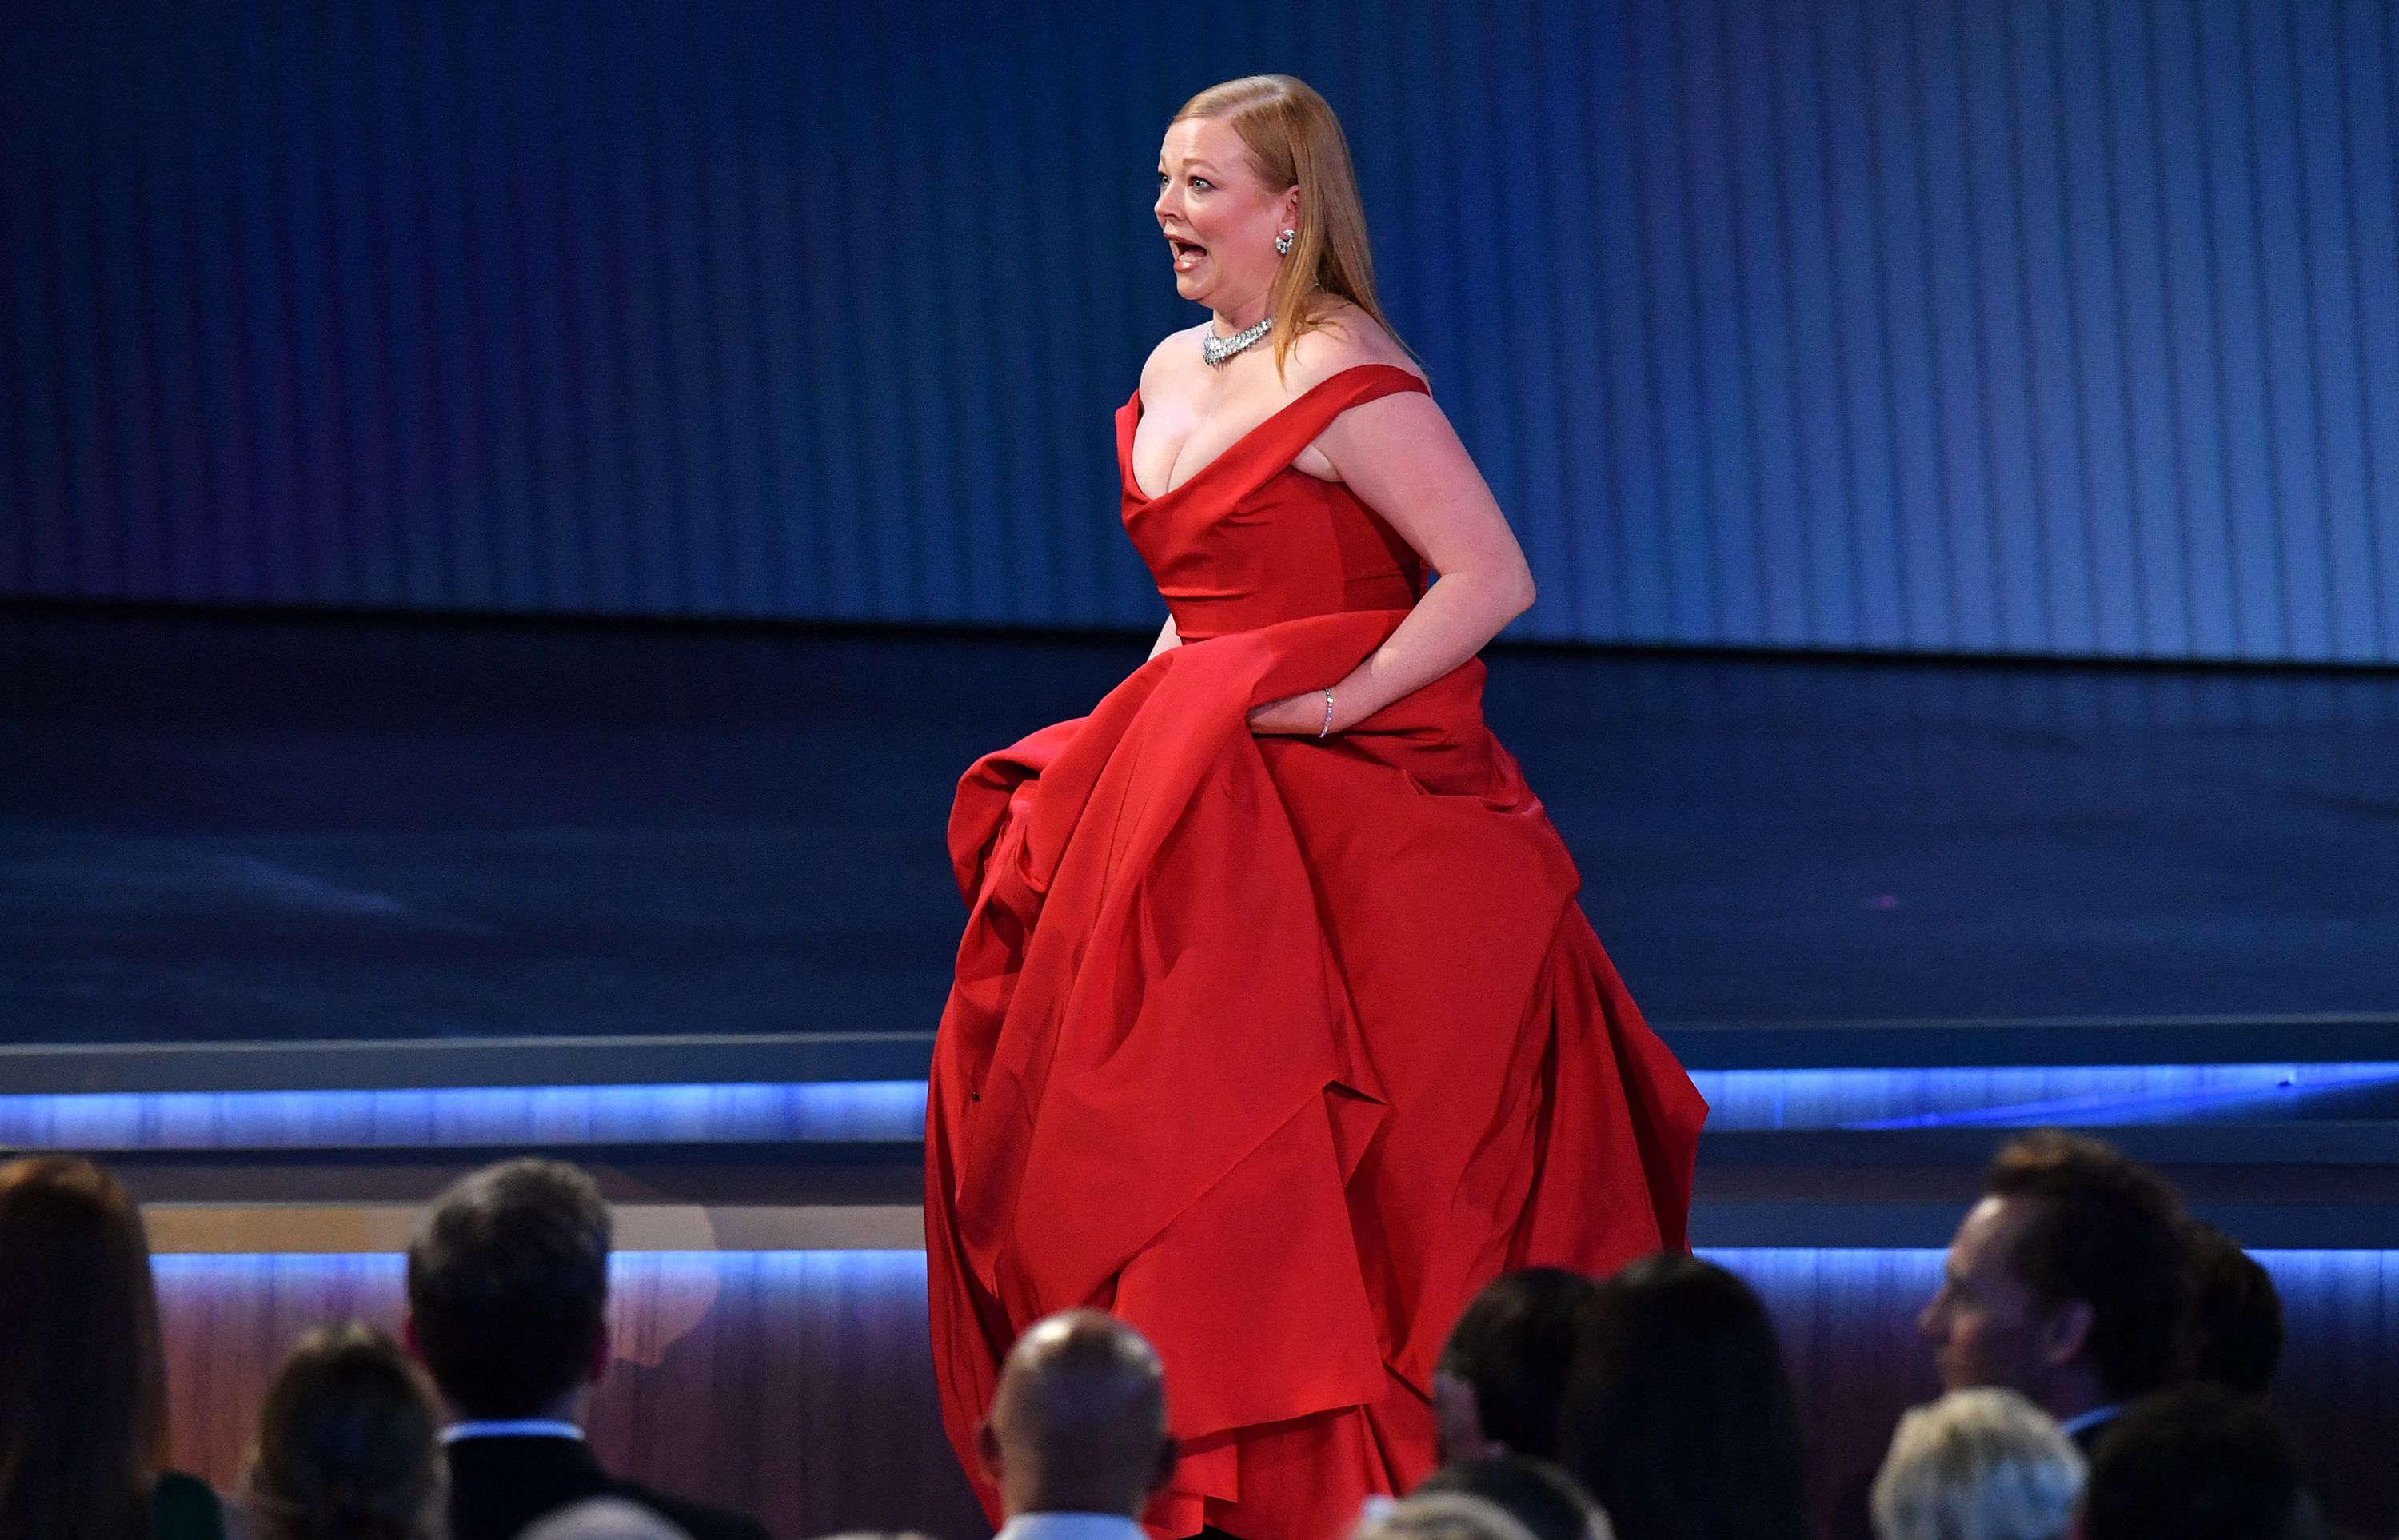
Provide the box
[1201,314,1274,368]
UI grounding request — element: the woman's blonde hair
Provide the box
[1870,1387,2085,1540]
[1172,74,1414,380]
[1351,1491,1575,1540]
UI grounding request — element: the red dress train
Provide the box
[926,362,1706,1540]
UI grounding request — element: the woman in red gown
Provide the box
[927,74,1706,1540]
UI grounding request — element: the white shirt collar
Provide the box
[2058,1404,2123,1439]
[441,1418,586,1445]
[995,1512,1149,1540]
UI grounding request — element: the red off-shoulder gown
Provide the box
[927,362,1706,1540]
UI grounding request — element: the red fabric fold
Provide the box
[927,610,1706,1540]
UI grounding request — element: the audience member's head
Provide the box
[2180,1220,2282,1399]
[520,1498,696,1540]
[977,1309,1176,1520]
[1435,1267,1600,1463]
[405,1157,613,1420]
[1354,1491,1557,1540]
[1415,1457,1614,1540]
[2078,1385,2317,1540]
[1557,1253,1808,1540]
[1870,1387,2083,1540]
[245,1323,445,1540]
[1918,1132,2189,1420]
[0,1154,170,1539]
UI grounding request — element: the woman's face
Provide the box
[1155,115,1298,313]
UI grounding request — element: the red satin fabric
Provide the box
[927,363,1706,1540]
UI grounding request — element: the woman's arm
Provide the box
[1147,613,1182,660]
[1247,389,1535,735]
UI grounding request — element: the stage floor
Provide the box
[6,605,2397,1056]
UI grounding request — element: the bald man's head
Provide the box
[977,1310,1176,1519]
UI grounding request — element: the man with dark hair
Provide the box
[2078,1384,2321,1540]
[1432,1267,1599,1463]
[405,1158,768,1540]
[976,1309,1178,1540]
[2183,1218,2284,1398]
[1917,1131,2193,1452]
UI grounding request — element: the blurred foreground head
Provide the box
[406,1157,613,1419]
[0,1154,169,1540]
[979,1309,1176,1520]
[247,1322,445,1540]
[1435,1267,1601,1463]
[1558,1253,1809,1540]
[521,1498,697,1540]
[1414,1456,1614,1540]
[2078,1385,2318,1540]
[1870,1386,2083,1540]
[2180,1219,2282,1398]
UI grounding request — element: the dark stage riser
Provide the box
[9,610,2399,1049]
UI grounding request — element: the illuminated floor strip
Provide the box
[11,1064,2399,1151]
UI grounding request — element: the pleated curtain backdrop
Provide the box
[4,0,2395,660]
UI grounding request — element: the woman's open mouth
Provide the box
[1168,237,1207,273]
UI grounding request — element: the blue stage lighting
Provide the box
[11,1063,2399,1154]
[0,1080,930,1150]
[1693,1062,2399,1130]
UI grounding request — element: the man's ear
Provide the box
[976,1420,1005,1484]
[2040,1299,2096,1369]
[586,1321,612,1386]
[401,1312,424,1362]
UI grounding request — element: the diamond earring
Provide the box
[1275,229,1295,255]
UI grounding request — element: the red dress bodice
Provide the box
[1116,363,1434,641]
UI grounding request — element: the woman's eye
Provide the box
[1191,178,1211,190]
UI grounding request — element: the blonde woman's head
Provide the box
[1870,1387,2084,1540]
[1156,75,1411,377]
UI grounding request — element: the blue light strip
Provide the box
[0,1081,930,1151]
[144,1248,2398,1283]
[7,1064,2397,1152]
[1691,1062,2399,1131]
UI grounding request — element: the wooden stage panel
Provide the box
[152,1253,987,1540]
[150,1247,2399,1540]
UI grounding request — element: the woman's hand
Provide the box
[1247,688,1335,736]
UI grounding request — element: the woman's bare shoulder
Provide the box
[1284,300,1426,392]
[1140,325,1209,404]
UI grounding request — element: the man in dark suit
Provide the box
[1916,1131,2193,1454]
[1831,1131,2195,1540]
[405,1158,772,1540]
